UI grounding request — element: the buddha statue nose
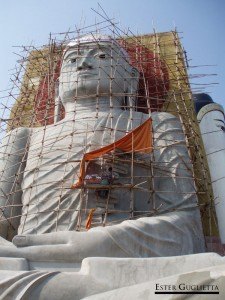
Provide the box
[77,59,92,71]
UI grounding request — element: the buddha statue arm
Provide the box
[0,112,205,261]
[0,210,203,262]
[0,230,129,262]
[0,127,30,239]
[97,112,204,257]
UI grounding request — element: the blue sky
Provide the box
[0,0,224,105]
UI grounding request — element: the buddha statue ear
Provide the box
[54,78,63,123]
[127,67,139,112]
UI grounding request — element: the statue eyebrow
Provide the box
[64,45,113,60]
[63,46,111,60]
[64,50,84,60]
[214,119,225,125]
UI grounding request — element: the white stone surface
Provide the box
[198,103,225,243]
[0,253,224,299]
[83,264,225,300]
[0,257,28,271]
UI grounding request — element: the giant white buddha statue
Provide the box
[0,34,206,299]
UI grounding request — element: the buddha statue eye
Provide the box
[216,124,225,132]
[98,53,107,59]
[69,58,77,63]
[215,119,225,132]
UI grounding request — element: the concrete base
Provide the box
[1,253,225,299]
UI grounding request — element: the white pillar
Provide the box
[198,103,225,243]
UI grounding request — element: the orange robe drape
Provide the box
[71,118,153,189]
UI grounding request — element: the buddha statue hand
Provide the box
[2,230,128,263]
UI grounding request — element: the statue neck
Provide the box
[62,96,124,119]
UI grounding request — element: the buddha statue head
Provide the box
[58,34,139,111]
[34,34,169,124]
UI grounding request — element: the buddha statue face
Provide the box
[58,36,138,104]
